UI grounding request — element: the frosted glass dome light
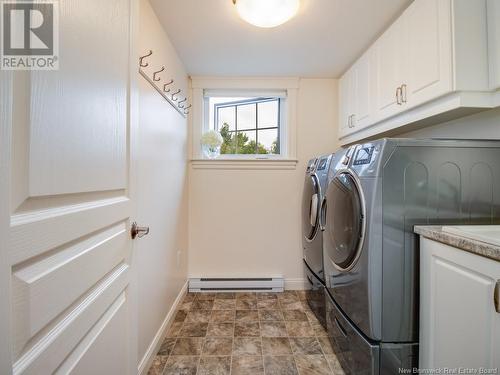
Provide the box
[233,0,300,28]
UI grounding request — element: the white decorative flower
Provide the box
[201,130,223,148]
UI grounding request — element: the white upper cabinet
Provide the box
[338,70,354,138]
[405,0,452,109]
[488,0,500,90]
[340,49,374,137]
[375,15,407,120]
[338,0,496,145]
[352,50,374,130]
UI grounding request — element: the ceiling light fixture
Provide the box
[232,0,300,28]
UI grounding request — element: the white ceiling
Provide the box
[150,0,412,78]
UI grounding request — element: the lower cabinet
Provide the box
[419,238,500,369]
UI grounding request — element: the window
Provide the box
[191,78,299,168]
[205,91,286,156]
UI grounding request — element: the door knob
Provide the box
[131,222,149,239]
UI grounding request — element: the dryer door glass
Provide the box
[302,175,320,241]
[325,172,363,270]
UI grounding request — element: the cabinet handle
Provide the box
[351,114,355,127]
[401,84,407,103]
[495,280,500,313]
[396,86,402,105]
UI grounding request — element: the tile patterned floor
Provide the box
[148,291,345,375]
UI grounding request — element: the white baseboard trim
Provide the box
[137,280,188,375]
[285,278,309,290]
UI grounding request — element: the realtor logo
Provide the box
[1,0,59,70]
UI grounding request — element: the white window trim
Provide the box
[189,76,299,169]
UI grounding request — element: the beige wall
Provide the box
[137,0,189,368]
[188,79,339,288]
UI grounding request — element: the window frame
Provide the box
[190,77,299,169]
[214,97,281,155]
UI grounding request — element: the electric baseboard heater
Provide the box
[189,278,284,292]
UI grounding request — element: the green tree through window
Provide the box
[220,123,276,154]
[213,97,281,155]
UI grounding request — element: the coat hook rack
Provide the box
[183,104,192,114]
[137,52,187,118]
[152,66,165,81]
[178,97,187,107]
[171,89,181,101]
[139,50,153,67]
[163,79,174,92]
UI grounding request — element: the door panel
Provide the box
[353,50,373,130]
[14,267,129,375]
[12,223,128,357]
[55,293,129,375]
[420,239,500,368]
[375,15,406,120]
[338,74,351,137]
[2,0,136,373]
[406,0,452,108]
[488,0,500,90]
[27,1,129,197]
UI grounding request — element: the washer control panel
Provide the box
[316,157,328,171]
[353,146,375,165]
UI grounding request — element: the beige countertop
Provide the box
[414,225,500,262]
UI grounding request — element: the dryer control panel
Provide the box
[353,146,375,165]
[350,140,386,177]
[317,157,329,171]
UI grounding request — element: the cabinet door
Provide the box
[420,239,500,369]
[375,15,407,121]
[406,0,452,108]
[352,50,374,130]
[338,71,353,137]
[487,0,500,90]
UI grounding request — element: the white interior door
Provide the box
[0,0,138,374]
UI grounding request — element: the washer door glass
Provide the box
[302,175,320,241]
[325,171,363,269]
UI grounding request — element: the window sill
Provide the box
[190,158,298,170]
